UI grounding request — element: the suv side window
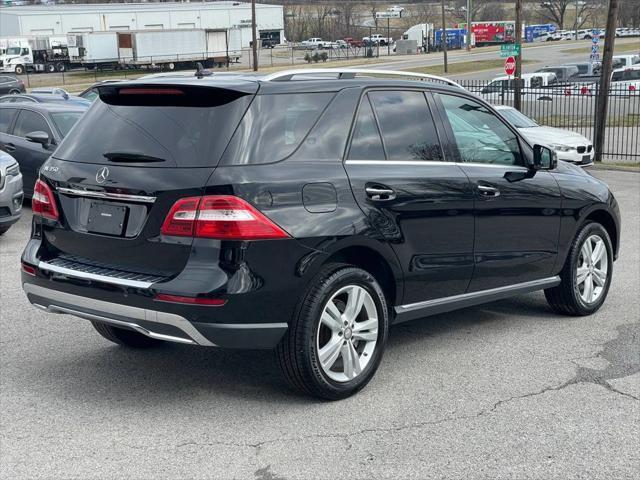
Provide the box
[368,90,443,161]
[0,108,17,134]
[438,94,523,166]
[13,110,53,139]
[347,95,385,160]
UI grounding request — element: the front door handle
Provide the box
[365,186,396,201]
[477,184,500,197]
[2,143,16,152]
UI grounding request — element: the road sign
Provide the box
[375,11,401,19]
[500,43,520,58]
[504,56,516,76]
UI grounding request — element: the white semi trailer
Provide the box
[68,29,242,70]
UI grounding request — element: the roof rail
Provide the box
[261,68,465,89]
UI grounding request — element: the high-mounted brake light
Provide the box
[32,179,59,221]
[119,88,186,96]
[161,195,289,240]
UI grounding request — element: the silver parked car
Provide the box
[0,150,23,235]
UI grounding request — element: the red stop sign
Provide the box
[504,56,516,76]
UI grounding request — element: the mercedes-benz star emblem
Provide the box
[96,166,109,184]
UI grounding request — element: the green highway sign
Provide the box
[500,43,521,58]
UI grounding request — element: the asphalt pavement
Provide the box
[0,169,638,479]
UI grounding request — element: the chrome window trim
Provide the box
[38,261,156,289]
[345,159,529,170]
[57,187,156,204]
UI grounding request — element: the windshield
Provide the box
[50,112,83,137]
[6,47,21,55]
[498,108,538,128]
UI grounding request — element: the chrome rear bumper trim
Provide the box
[57,187,156,204]
[38,261,156,289]
[23,283,216,346]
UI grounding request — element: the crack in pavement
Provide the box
[171,322,639,454]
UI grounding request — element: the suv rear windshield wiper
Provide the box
[103,152,166,163]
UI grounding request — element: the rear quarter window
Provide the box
[221,92,334,165]
[0,108,17,133]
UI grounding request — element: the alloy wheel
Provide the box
[576,234,609,304]
[316,285,379,382]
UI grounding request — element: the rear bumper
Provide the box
[23,282,288,349]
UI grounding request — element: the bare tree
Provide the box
[618,0,640,27]
[537,0,600,30]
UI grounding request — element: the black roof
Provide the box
[99,73,467,96]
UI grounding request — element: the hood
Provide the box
[519,126,591,147]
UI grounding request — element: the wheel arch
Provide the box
[321,244,402,310]
[583,208,619,258]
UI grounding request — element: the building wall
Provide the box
[0,3,284,46]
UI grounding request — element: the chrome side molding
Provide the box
[394,276,561,322]
[57,187,156,204]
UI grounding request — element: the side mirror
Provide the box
[532,144,558,170]
[25,131,51,147]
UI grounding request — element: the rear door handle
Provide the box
[2,143,16,152]
[477,184,500,197]
[365,186,396,201]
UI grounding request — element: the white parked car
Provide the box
[494,105,594,166]
[387,5,404,13]
[611,65,640,95]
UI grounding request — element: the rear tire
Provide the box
[545,222,613,316]
[276,263,389,400]
[9,89,20,94]
[56,62,66,72]
[91,321,164,348]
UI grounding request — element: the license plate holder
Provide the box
[582,155,591,163]
[87,202,127,236]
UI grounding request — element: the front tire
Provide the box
[91,321,164,348]
[14,65,25,75]
[276,264,389,400]
[545,222,613,316]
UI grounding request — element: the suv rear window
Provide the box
[53,89,253,168]
[221,93,334,165]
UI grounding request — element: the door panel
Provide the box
[459,164,562,290]
[344,90,474,305]
[435,92,562,291]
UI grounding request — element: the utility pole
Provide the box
[466,0,472,52]
[514,0,523,111]
[594,0,620,163]
[575,0,579,41]
[251,0,258,71]
[441,0,448,73]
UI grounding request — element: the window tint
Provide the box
[222,93,333,165]
[0,108,17,134]
[369,90,443,161]
[347,96,385,160]
[13,110,53,138]
[54,92,252,168]
[439,94,523,166]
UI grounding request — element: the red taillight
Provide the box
[161,195,289,240]
[154,293,226,306]
[21,262,36,276]
[32,179,59,221]
[160,197,200,237]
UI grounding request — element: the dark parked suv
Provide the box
[21,70,620,399]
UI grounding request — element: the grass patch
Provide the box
[407,59,534,76]
[562,40,639,55]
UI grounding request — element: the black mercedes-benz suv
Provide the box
[21,69,620,400]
